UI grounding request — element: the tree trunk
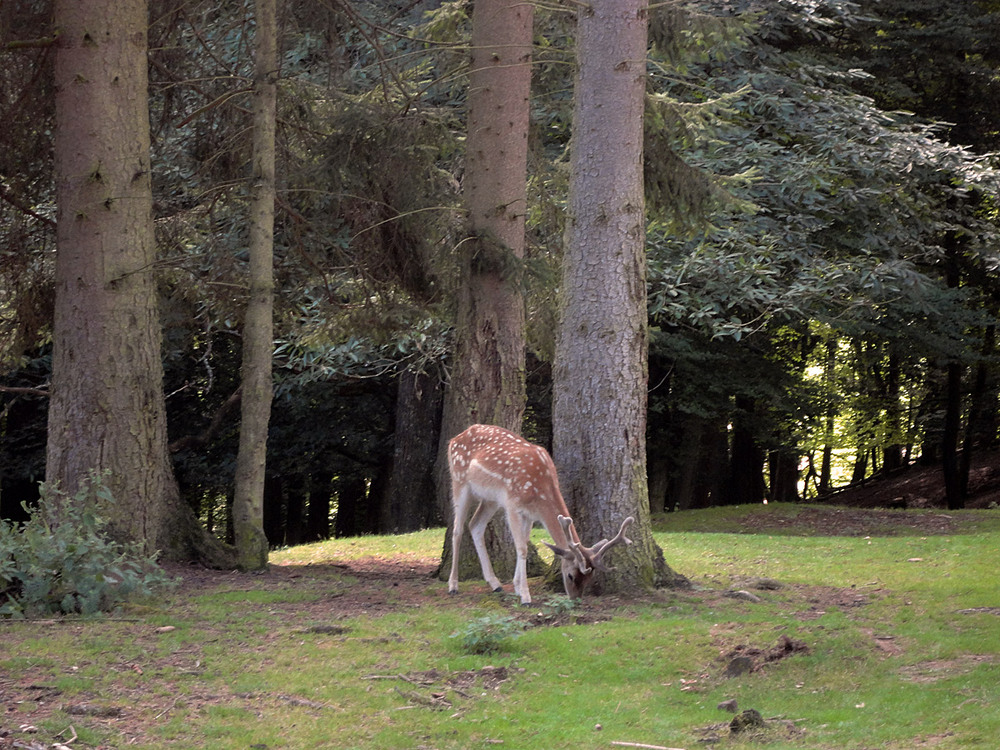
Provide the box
[882,349,905,472]
[942,360,965,509]
[552,0,685,593]
[333,474,366,538]
[768,449,799,503]
[646,428,671,513]
[437,0,533,584]
[723,398,767,505]
[232,0,277,570]
[48,0,233,566]
[960,323,995,496]
[305,470,333,542]
[262,475,284,545]
[819,335,837,493]
[381,369,442,533]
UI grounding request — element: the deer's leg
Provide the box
[468,499,503,592]
[508,509,533,605]
[448,482,472,595]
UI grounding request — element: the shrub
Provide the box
[0,472,175,618]
[450,613,523,655]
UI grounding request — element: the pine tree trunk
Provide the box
[48,0,233,566]
[942,361,965,509]
[232,0,277,571]
[381,369,442,533]
[437,0,534,584]
[553,0,686,593]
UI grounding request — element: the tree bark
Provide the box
[552,0,686,593]
[232,0,277,570]
[437,0,534,583]
[381,369,442,533]
[722,398,767,505]
[48,0,234,566]
[960,323,995,496]
[942,360,965,509]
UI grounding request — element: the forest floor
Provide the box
[157,449,1000,629]
[3,454,999,749]
[815,448,1000,511]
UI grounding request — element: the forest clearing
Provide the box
[3,3,1000,745]
[3,493,999,750]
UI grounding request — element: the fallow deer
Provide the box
[447,423,634,605]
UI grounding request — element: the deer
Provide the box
[447,423,635,605]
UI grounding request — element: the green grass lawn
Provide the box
[2,503,998,749]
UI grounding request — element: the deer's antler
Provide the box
[585,516,635,571]
[556,514,592,574]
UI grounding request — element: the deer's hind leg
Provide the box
[467,498,503,592]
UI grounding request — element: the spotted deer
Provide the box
[447,423,634,605]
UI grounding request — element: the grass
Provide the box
[2,503,999,749]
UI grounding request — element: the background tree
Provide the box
[436,0,536,584]
[232,0,277,570]
[553,0,684,593]
[46,0,230,563]
[4,0,1000,543]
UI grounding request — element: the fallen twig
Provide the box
[610,742,687,750]
[363,673,421,684]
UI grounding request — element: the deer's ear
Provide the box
[543,541,572,560]
[544,542,592,574]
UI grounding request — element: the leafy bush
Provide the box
[0,472,175,618]
[450,613,523,655]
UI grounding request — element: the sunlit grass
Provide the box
[3,504,999,749]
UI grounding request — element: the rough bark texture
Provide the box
[437,0,535,584]
[48,0,234,566]
[232,0,277,571]
[552,0,686,593]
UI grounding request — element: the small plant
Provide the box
[0,471,175,618]
[544,594,578,616]
[450,613,524,655]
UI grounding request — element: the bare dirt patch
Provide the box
[899,654,999,683]
[361,665,521,712]
[819,450,1000,511]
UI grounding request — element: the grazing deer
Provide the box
[447,423,634,605]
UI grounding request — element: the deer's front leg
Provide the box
[509,509,533,605]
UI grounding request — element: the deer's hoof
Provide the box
[492,586,503,594]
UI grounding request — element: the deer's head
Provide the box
[545,515,635,599]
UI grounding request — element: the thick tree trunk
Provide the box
[553,0,686,593]
[437,0,534,584]
[232,0,277,570]
[48,0,233,566]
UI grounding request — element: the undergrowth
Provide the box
[450,612,524,654]
[0,472,175,617]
